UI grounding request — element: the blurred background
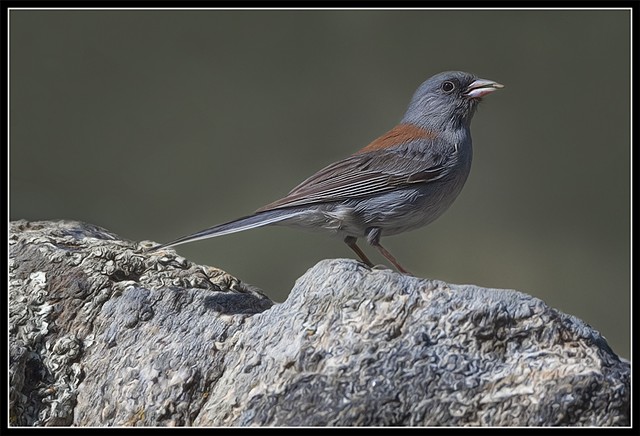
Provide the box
[10,9,630,358]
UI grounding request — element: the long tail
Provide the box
[148,208,301,251]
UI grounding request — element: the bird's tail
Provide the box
[148,208,301,251]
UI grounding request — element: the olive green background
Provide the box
[10,9,630,358]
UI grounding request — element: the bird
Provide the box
[150,71,503,274]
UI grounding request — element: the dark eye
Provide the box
[442,81,455,92]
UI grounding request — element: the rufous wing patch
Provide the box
[355,123,437,154]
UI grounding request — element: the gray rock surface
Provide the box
[9,220,630,426]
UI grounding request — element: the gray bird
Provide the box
[150,71,503,274]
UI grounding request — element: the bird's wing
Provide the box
[255,146,451,212]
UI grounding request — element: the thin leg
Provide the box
[344,236,375,267]
[365,227,412,275]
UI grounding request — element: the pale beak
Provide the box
[464,78,504,99]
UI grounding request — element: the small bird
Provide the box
[151,71,503,274]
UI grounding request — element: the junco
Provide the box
[151,71,503,274]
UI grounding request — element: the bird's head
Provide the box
[402,71,503,134]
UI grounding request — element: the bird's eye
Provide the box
[442,81,455,92]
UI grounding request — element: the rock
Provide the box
[9,220,630,426]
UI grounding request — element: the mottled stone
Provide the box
[9,220,629,427]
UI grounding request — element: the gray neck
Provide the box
[400,98,477,147]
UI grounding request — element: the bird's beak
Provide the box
[464,78,504,99]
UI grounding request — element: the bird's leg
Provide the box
[344,236,375,267]
[365,227,412,275]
